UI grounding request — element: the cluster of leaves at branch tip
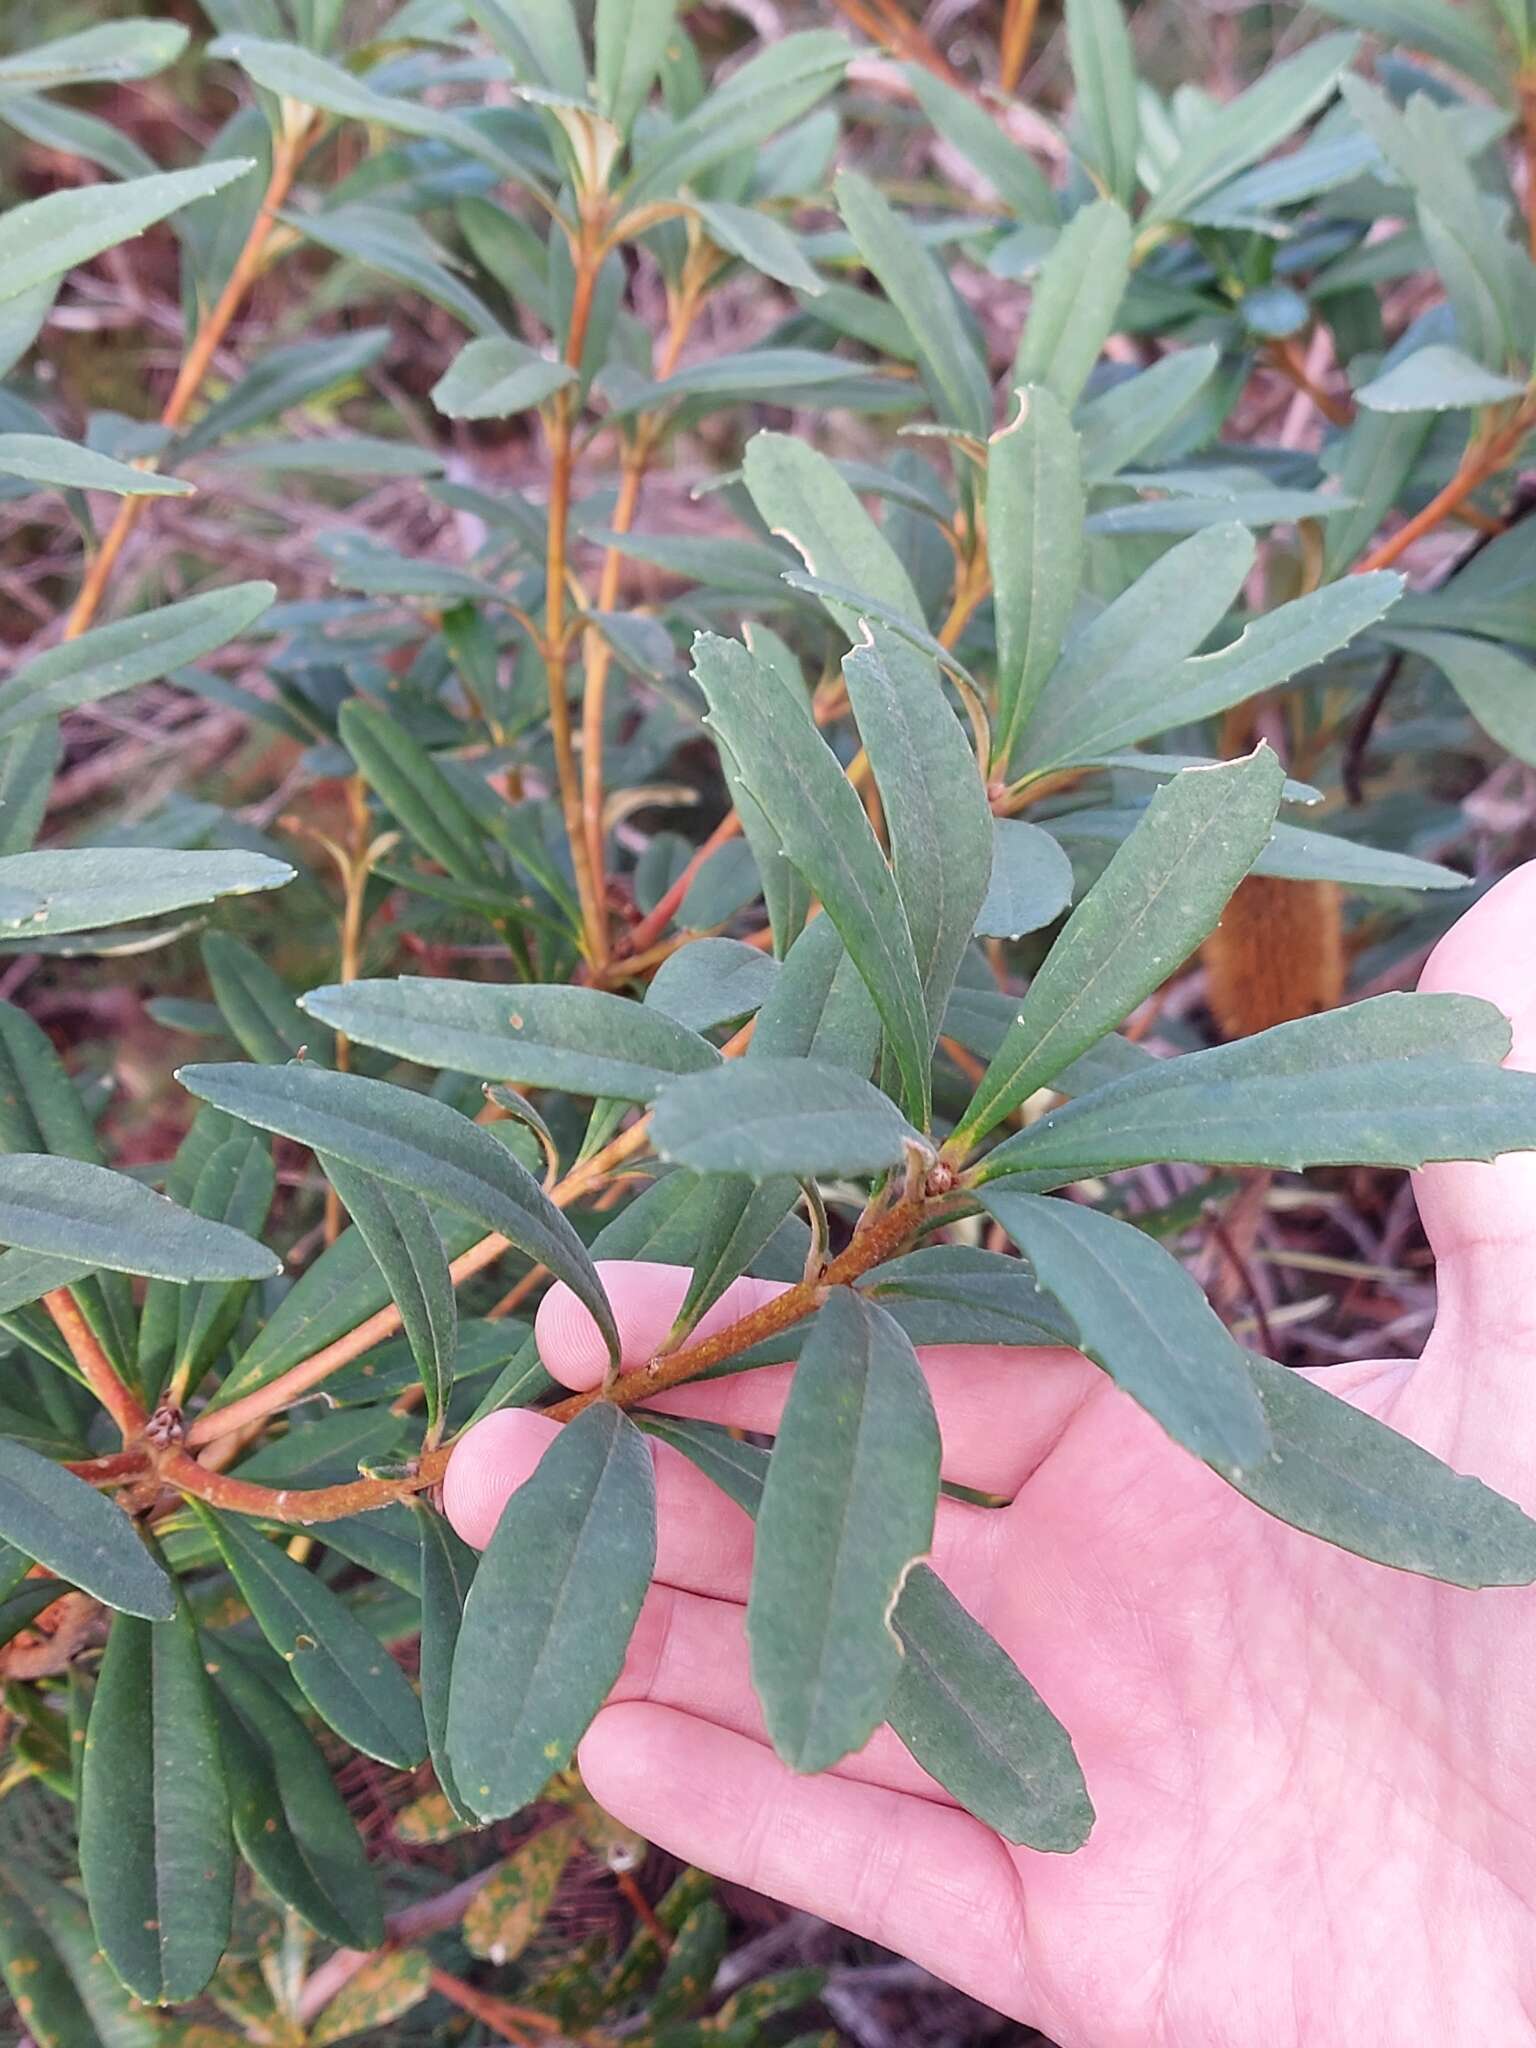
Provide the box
[4,0,1536,2025]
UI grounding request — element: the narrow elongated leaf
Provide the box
[0,1154,277,1281]
[431,337,575,420]
[304,978,719,1101]
[0,160,254,305]
[0,1439,173,1618]
[1308,0,1506,94]
[0,1865,101,2048]
[1066,0,1140,203]
[202,930,330,1065]
[213,1655,384,1952]
[891,1565,1092,1850]
[596,0,677,136]
[1076,344,1220,482]
[955,751,1285,1143]
[693,633,930,1122]
[465,0,585,95]
[742,430,925,629]
[196,1506,425,1768]
[0,1863,159,2048]
[463,1822,578,1962]
[447,1404,657,1821]
[753,916,882,1076]
[338,699,498,887]
[324,1159,455,1437]
[647,939,780,1033]
[654,1058,915,1179]
[905,67,1058,223]
[693,200,824,295]
[1013,201,1131,408]
[309,1950,431,2047]
[0,22,189,92]
[1048,804,1469,891]
[981,1189,1269,1475]
[843,626,992,1042]
[0,435,190,497]
[148,1126,274,1401]
[1234,1359,1536,1587]
[417,1505,478,1823]
[79,1593,233,2003]
[624,32,850,205]
[748,1289,940,1771]
[984,993,1536,1181]
[862,1244,1076,1349]
[1384,626,1536,768]
[0,848,293,938]
[177,1062,618,1360]
[0,720,57,855]
[988,387,1084,762]
[835,170,991,438]
[975,819,1074,939]
[1355,345,1527,413]
[176,328,390,458]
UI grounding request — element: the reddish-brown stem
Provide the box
[1266,336,1351,429]
[42,1292,145,1443]
[615,1868,671,1951]
[1355,403,1535,574]
[1000,0,1041,91]
[617,810,745,964]
[63,116,314,641]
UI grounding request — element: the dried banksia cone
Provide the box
[1205,874,1345,1038]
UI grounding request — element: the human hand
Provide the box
[445,864,1536,2048]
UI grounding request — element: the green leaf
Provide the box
[1307,0,1507,95]
[465,0,585,96]
[903,66,1058,223]
[1383,626,1536,768]
[890,1564,1092,1850]
[610,347,898,419]
[988,386,1084,761]
[1232,1359,1536,1588]
[980,1190,1269,1476]
[0,1153,278,1281]
[304,978,719,1101]
[0,434,191,497]
[0,583,274,743]
[177,1062,619,1360]
[1047,805,1470,891]
[1076,344,1220,482]
[834,169,992,438]
[1065,0,1140,204]
[693,200,824,295]
[1354,344,1528,413]
[646,939,780,1033]
[176,328,390,458]
[954,751,1284,1143]
[0,1863,102,2048]
[0,159,254,305]
[337,699,498,888]
[1146,33,1358,226]
[671,1174,802,1336]
[975,819,1074,939]
[861,1244,1076,1349]
[0,1863,160,2048]
[748,1289,940,1771]
[0,22,189,92]
[416,1505,478,1823]
[202,930,330,1065]
[843,626,991,1042]
[624,31,850,206]
[693,632,931,1123]
[203,435,443,476]
[431,337,575,420]
[447,1404,657,1821]
[195,1506,426,1768]
[0,720,58,855]
[0,1439,173,1617]
[654,1057,916,1179]
[213,1654,384,1952]
[984,993,1536,1181]
[1013,201,1132,408]
[309,1950,431,2047]
[142,1123,275,1401]
[323,1159,455,1438]
[0,848,294,939]
[79,1593,233,2003]
[752,916,881,1076]
[463,1821,578,1961]
[742,430,925,629]
[596,0,678,137]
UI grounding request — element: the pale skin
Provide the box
[445,863,1536,2048]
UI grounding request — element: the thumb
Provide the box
[1413,861,1536,1309]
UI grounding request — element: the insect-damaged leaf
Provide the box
[463,1820,578,1961]
[448,1404,656,1821]
[748,1289,940,1772]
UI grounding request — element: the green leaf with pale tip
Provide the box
[988,386,1084,763]
[976,819,1073,939]
[983,993,1536,1183]
[177,1061,617,1361]
[194,1505,426,1769]
[1012,202,1132,408]
[1233,1359,1536,1587]
[416,1505,478,1824]
[463,1821,578,1962]
[891,1564,1092,1850]
[0,1438,174,1617]
[323,1158,454,1436]
[303,977,719,1101]
[0,159,254,305]
[844,625,992,1045]
[834,168,992,438]
[0,848,294,938]
[748,1289,940,1772]
[79,1592,233,2004]
[213,1655,384,1952]
[904,65,1058,223]
[654,1057,916,1179]
[980,1189,1270,1476]
[431,337,575,420]
[956,750,1285,1144]
[693,632,930,1123]
[0,435,190,497]
[0,1154,278,1281]
[447,1404,657,1822]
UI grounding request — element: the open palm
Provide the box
[446,866,1536,2048]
